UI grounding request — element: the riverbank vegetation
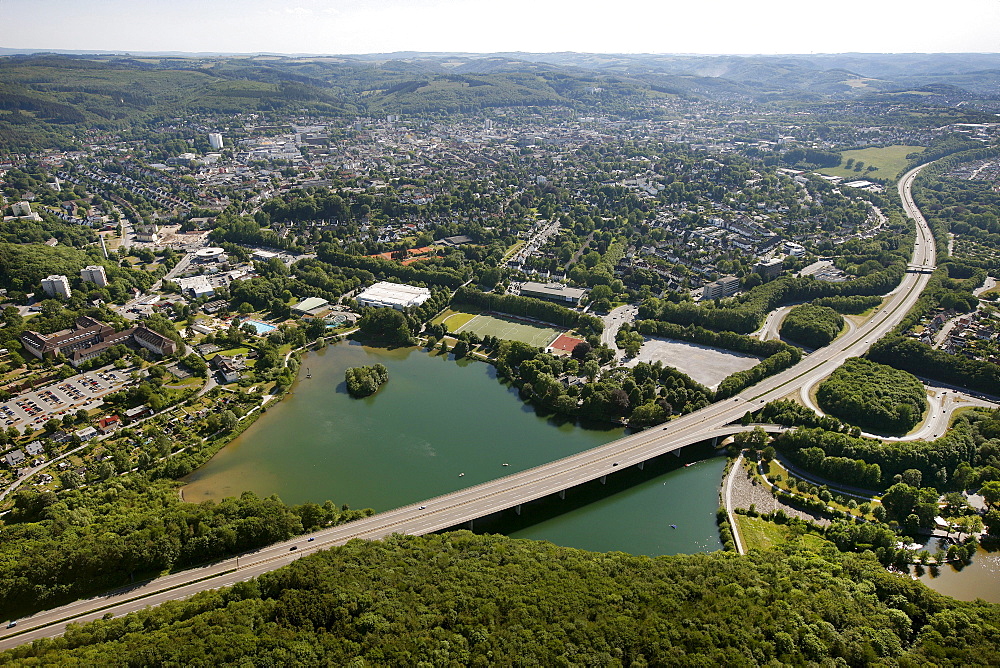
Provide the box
[816,358,927,434]
[780,303,845,348]
[3,532,998,665]
[345,363,389,398]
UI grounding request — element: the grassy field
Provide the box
[453,313,561,348]
[817,145,925,180]
[734,514,829,553]
[434,309,481,331]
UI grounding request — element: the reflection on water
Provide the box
[912,538,1000,603]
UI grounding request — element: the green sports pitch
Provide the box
[451,313,562,348]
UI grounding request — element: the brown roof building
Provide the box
[20,316,178,367]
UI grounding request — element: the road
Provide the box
[0,164,938,649]
[600,303,638,358]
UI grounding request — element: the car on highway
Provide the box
[289,546,297,551]
[6,621,15,628]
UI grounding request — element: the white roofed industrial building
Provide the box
[356,282,432,310]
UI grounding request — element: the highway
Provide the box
[0,164,937,650]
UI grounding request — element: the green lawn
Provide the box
[817,145,925,180]
[734,514,829,553]
[453,313,561,348]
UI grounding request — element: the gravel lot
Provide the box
[624,337,760,390]
[729,461,831,527]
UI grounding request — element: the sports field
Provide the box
[452,313,561,348]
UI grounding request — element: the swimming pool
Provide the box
[240,318,277,335]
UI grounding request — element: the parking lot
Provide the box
[1,368,134,433]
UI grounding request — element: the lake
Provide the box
[182,341,724,556]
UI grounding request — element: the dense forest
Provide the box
[816,358,928,434]
[3,532,998,665]
[0,479,369,617]
[780,303,845,348]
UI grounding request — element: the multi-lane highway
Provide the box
[0,164,938,650]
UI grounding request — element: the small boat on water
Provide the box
[502,463,510,467]
[669,524,677,529]
[306,368,311,379]
[684,462,694,467]
[458,472,465,477]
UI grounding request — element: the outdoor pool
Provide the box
[240,318,277,335]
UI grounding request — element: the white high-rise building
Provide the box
[208,132,224,150]
[80,265,108,287]
[41,275,72,299]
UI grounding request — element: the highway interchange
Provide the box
[0,164,940,649]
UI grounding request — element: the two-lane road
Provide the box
[0,165,938,651]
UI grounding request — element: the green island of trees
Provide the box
[780,303,845,348]
[3,532,999,665]
[345,363,389,398]
[817,358,928,435]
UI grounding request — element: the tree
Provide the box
[358,308,412,345]
[220,410,238,432]
[572,340,592,360]
[981,481,1000,508]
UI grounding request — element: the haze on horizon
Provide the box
[2,0,998,57]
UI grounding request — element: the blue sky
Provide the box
[3,0,998,55]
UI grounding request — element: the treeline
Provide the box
[633,319,802,399]
[816,358,927,434]
[345,364,389,398]
[811,294,882,314]
[635,319,790,358]
[780,303,844,348]
[791,446,883,489]
[773,422,982,491]
[639,260,906,334]
[453,286,604,336]
[4,532,999,666]
[869,335,1000,396]
[318,245,466,288]
[0,479,370,617]
[715,349,800,400]
[742,399,859,436]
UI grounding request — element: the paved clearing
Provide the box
[624,337,760,390]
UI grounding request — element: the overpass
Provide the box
[0,164,937,650]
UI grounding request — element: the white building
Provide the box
[356,282,432,310]
[41,275,72,299]
[80,265,108,287]
[193,247,227,263]
[133,223,159,243]
[176,276,216,299]
[208,133,224,150]
[12,201,32,216]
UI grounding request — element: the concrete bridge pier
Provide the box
[712,436,719,448]
[637,461,644,470]
[559,489,566,500]
[600,475,607,484]
[514,504,522,516]
[672,450,681,457]
[466,520,474,530]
